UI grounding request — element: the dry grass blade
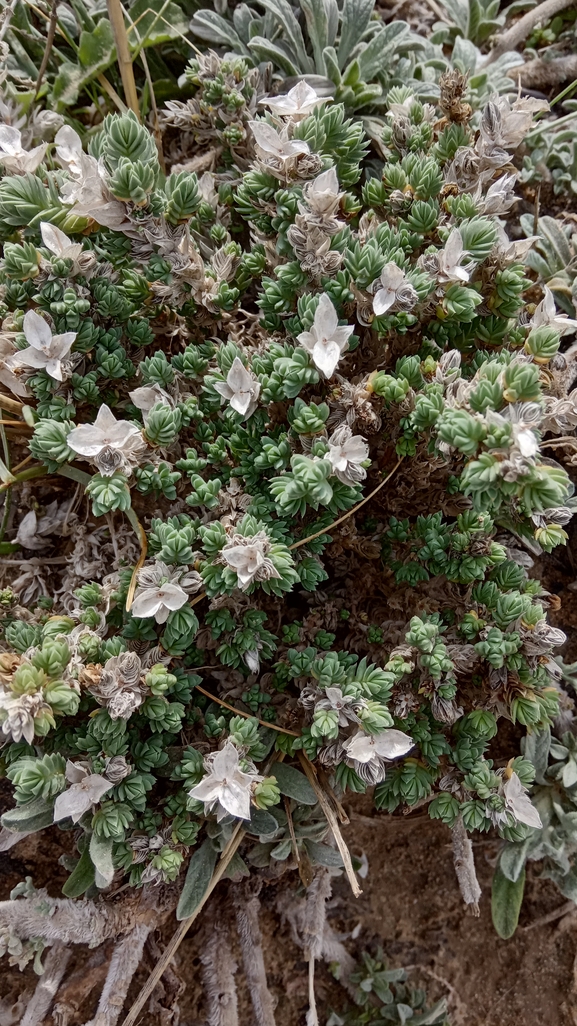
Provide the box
[107,0,140,117]
[125,512,148,612]
[120,821,246,1026]
[121,1,166,172]
[297,752,362,898]
[34,0,58,97]
[0,394,25,415]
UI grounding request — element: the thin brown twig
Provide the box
[34,0,59,97]
[289,457,404,551]
[318,765,349,825]
[284,795,300,862]
[522,900,576,931]
[194,682,300,736]
[0,395,24,415]
[10,455,33,474]
[297,752,362,898]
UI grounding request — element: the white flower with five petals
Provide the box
[213,357,261,419]
[53,761,114,823]
[5,310,76,383]
[0,125,47,175]
[260,81,328,120]
[297,294,354,378]
[188,741,263,821]
[131,561,203,623]
[66,405,147,476]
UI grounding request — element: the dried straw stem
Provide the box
[297,752,362,898]
[107,0,139,117]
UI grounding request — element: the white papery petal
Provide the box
[312,339,341,377]
[227,357,253,394]
[155,582,188,612]
[343,733,376,763]
[54,125,83,169]
[373,287,396,316]
[0,125,22,156]
[249,120,287,156]
[130,589,163,619]
[504,773,542,829]
[314,292,339,339]
[23,310,53,352]
[40,222,72,256]
[373,728,414,759]
[517,428,538,458]
[311,166,339,196]
[220,779,252,820]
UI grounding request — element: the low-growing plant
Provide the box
[1,9,577,1022]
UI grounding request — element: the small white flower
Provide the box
[530,286,577,337]
[490,401,542,460]
[55,125,130,230]
[327,424,369,485]
[302,166,341,218]
[213,357,261,419]
[53,760,114,824]
[220,530,281,591]
[131,561,203,624]
[0,690,49,744]
[297,293,354,378]
[88,651,145,720]
[260,81,328,120]
[66,404,147,476]
[476,173,517,216]
[372,262,417,317]
[0,125,47,175]
[0,335,31,397]
[502,771,542,830]
[189,740,263,821]
[478,96,549,154]
[249,120,310,163]
[343,728,414,764]
[129,384,174,423]
[5,310,76,383]
[315,686,360,726]
[437,229,470,284]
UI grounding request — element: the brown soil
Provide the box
[2,787,577,1025]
